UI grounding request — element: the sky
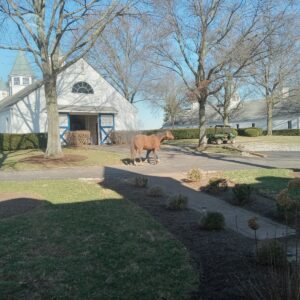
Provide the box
[0,49,164,130]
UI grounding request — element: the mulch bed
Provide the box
[0,193,44,219]
[20,154,87,165]
[102,178,270,300]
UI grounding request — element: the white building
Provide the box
[164,97,300,130]
[0,51,137,144]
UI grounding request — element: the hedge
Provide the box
[238,127,262,137]
[264,129,300,136]
[111,127,238,143]
[144,128,213,139]
[0,133,47,151]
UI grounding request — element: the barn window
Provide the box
[72,81,94,94]
[22,77,30,85]
[13,77,20,85]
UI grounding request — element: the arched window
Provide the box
[72,81,94,94]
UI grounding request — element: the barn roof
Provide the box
[163,98,300,128]
[0,78,8,91]
[0,80,43,111]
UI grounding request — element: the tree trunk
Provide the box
[198,98,207,149]
[267,99,273,136]
[44,75,63,158]
[171,116,175,130]
[223,114,229,126]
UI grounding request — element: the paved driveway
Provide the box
[0,146,299,181]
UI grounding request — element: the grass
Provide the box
[236,136,300,145]
[0,147,126,171]
[164,139,198,146]
[0,180,198,299]
[164,136,300,147]
[223,169,293,199]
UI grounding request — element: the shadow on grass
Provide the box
[0,194,199,300]
[0,149,41,170]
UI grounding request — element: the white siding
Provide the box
[56,59,137,131]
[10,87,47,133]
[229,115,300,130]
[5,58,137,134]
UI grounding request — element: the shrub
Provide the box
[276,187,300,220]
[266,129,300,136]
[146,186,164,197]
[199,212,225,230]
[166,194,188,210]
[231,184,252,205]
[143,128,238,140]
[134,176,148,188]
[109,130,138,144]
[204,177,229,194]
[257,240,287,267]
[186,168,203,182]
[238,128,262,137]
[0,133,47,151]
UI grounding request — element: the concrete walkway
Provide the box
[142,173,295,240]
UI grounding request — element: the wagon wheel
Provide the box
[216,139,222,145]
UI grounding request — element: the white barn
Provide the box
[163,98,300,130]
[0,51,137,144]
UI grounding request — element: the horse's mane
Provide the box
[155,131,168,142]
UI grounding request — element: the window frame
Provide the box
[13,77,20,85]
[22,77,30,85]
[72,81,94,94]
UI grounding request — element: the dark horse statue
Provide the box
[130,130,174,165]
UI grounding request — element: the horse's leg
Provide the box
[139,149,144,165]
[145,149,151,163]
[132,149,137,166]
[153,149,158,164]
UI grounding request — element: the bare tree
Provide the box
[147,74,188,129]
[152,0,286,149]
[88,15,153,104]
[208,73,243,125]
[248,3,300,135]
[0,0,134,157]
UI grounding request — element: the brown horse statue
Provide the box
[130,130,174,165]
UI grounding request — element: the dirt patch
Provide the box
[20,154,87,165]
[0,193,45,219]
[101,178,269,300]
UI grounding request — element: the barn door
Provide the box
[59,113,70,144]
[98,113,114,144]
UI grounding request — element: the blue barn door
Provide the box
[98,113,115,144]
[59,113,70,144]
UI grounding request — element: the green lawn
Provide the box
[0,180,198,299]
[236,135,300,145]
[0,147,127,171]
[164,136,300,146]
[223,168,294,199]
